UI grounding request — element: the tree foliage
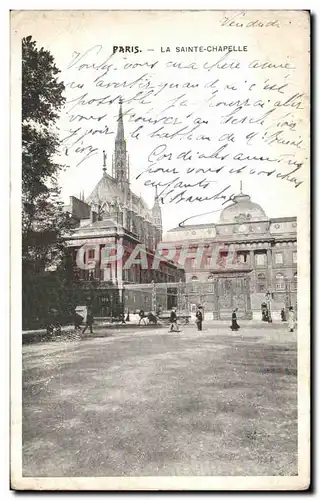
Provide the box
[22,35,68,269]
[22,35,65,126]
[22,36,71,327]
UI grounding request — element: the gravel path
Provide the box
[22,323,297,477]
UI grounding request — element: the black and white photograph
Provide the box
[10,9,310,490]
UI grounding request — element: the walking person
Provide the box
[287,306,296,332]
[82,305,94,334]
[196,306,203,331]
[230,308,240,331]
[169,308,180,332]
[74,309,83,333]
[147,312,158,325]
[47,308,61,336]
[281,308,286,322]
[156,305,162,318]
[139,309,147,326]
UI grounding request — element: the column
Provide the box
[177,279,183,314]
[249,250,255,293]
[103,265,111,282]
[144,221,149,248]
[151,280,157,313]
[249,250,254,267]
[267,248,272,289]
[114,237,121,286]
[212,279,219,320]
[101,245,110,281]
[96,244,101,280]
[122,206,128,229]
[136,215,143,241]
[128,209,134,233]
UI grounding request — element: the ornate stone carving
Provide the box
[234,213,252,223]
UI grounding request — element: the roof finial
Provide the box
[240,180,243,194]
[103,150,107,174]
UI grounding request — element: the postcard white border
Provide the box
[9,8,310,492]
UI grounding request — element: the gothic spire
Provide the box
[113,98,128,185]
[116,97,125,144]
[152,186,162,234]
[102,150,107,175]
[153,186,160,206]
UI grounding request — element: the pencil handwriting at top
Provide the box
[220,11,281,29]
[60,38,306,224]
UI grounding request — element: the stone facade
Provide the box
[63,102,185,316]
[63,103,297,321]
[64,101,163,251]
[162,191,297,321]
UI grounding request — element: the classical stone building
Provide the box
[162,187,297,320]
[63,101,297,321]
[63,102,185,316]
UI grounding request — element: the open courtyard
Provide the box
[22,322,297,477]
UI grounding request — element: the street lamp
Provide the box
[110,293,113,323]
[285,279,292,309]
[121,285,126,323]
[151,280,156,314]
[265,291,272,323]
[177,279,183,315]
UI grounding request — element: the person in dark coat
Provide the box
[196,306,203,331]
[47,308,61,335]
[230,308,240,331]
[287,306,295,332]
[156,305,162,318]
[82,306,94,334]
[139,309,147,325]
[147,312,158,325]
[281,308,286,322]
[74,310,83,332]
[169,308,180,332]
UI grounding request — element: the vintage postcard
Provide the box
[11,10,310,490]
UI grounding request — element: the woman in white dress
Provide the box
[287,306,296,332]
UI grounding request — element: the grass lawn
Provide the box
[22,324,297,476]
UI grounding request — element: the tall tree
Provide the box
[22,35,67,268]
[22,36,70,327]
